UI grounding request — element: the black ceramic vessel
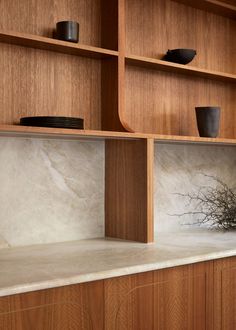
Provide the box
[163,49,196,65]
[195,107,221,138]
[56,21,79,43]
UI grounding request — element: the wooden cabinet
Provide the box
[4,257,236,330]
[214,257,236,330]
[0,281,104,330]
[105,262,214,330]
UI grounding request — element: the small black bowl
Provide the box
[163,49,197,65]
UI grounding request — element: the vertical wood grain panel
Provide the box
[123,0,236,136]
[105,138,154,243]
[125,65,236,137]
[214,257,236,330]
[0,0,101,47]
[0,281,104,330]
[0,44,101,129]
[153,262,213,330]
[105,272,154,330]
[125,0,236,73]
[105,261,214,330]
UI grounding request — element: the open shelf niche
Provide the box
[121,0,236,137]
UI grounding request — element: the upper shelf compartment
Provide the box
[0,31,118,59]
[125,0,236,75]
[173,0,236,20]
[0,0,118,51]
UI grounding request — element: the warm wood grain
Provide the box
[123,0,236,135]
[105,272,154,330]
[0,43,102,129]
[101,58,124,131]
[105,262,214,330]
[125,0,236,74]
[154,262,214,330]
[0,0,101,47]
[214,257,236,330]
[173,0,236,19]
[101,0,118,51]
[126,55,236,83]
[124,65,236,136]
[105,139,154,243]
[3,125,236,146]
[0,281,104,330]
[0,31,118,59]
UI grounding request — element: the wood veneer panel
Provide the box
[0,281,104,330]
[173,0,236,19]
[125,0,236,74]
[214,256,236,330]
[105,262,214,330]
[105,139,154,243]
[0,43,101,129]
[0,0,101,48]
[153,263,214,330]
[105,272,154,330]
[124,65,236,136]
[101,58,124,131]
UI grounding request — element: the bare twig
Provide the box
[172,174,236,231]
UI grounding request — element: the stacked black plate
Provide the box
[20,116,84,129]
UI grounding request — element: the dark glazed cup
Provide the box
[195,107,221,138]
[56,21,79,43]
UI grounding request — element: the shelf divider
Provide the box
[0,30,119,59]
[125,55,236,83]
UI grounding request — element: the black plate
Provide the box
[20,116,84,129]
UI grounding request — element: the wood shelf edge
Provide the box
[0,30,119,59]
[0,125,147,140]
[0,125,236,146]
[125,55,236,83]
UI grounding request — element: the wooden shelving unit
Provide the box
[0,0,235,243]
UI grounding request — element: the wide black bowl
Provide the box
[163,49,196,65]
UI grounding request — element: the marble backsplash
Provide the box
[0,138,104,248]
[154,144,236,233]
[1,137,235,248]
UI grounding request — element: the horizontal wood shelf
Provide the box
[1,125,236,146]
[173,0,236,20]
[0,30,119,59]
[125,55,236,83]
[0,125,148,141]
[153,134,236,146]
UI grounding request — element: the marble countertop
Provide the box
[0,229,236,297]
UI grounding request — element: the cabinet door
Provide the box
[0,281,104,330]
[214,257,236,330]
[105,262,213,330]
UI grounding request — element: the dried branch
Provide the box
[172,174,236,230]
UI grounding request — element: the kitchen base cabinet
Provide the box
[0,257,236,329]
[105,263,214,330]
[214,257,236,330]
[0,281,104,330]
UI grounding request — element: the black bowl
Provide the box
[163,49,196,65]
